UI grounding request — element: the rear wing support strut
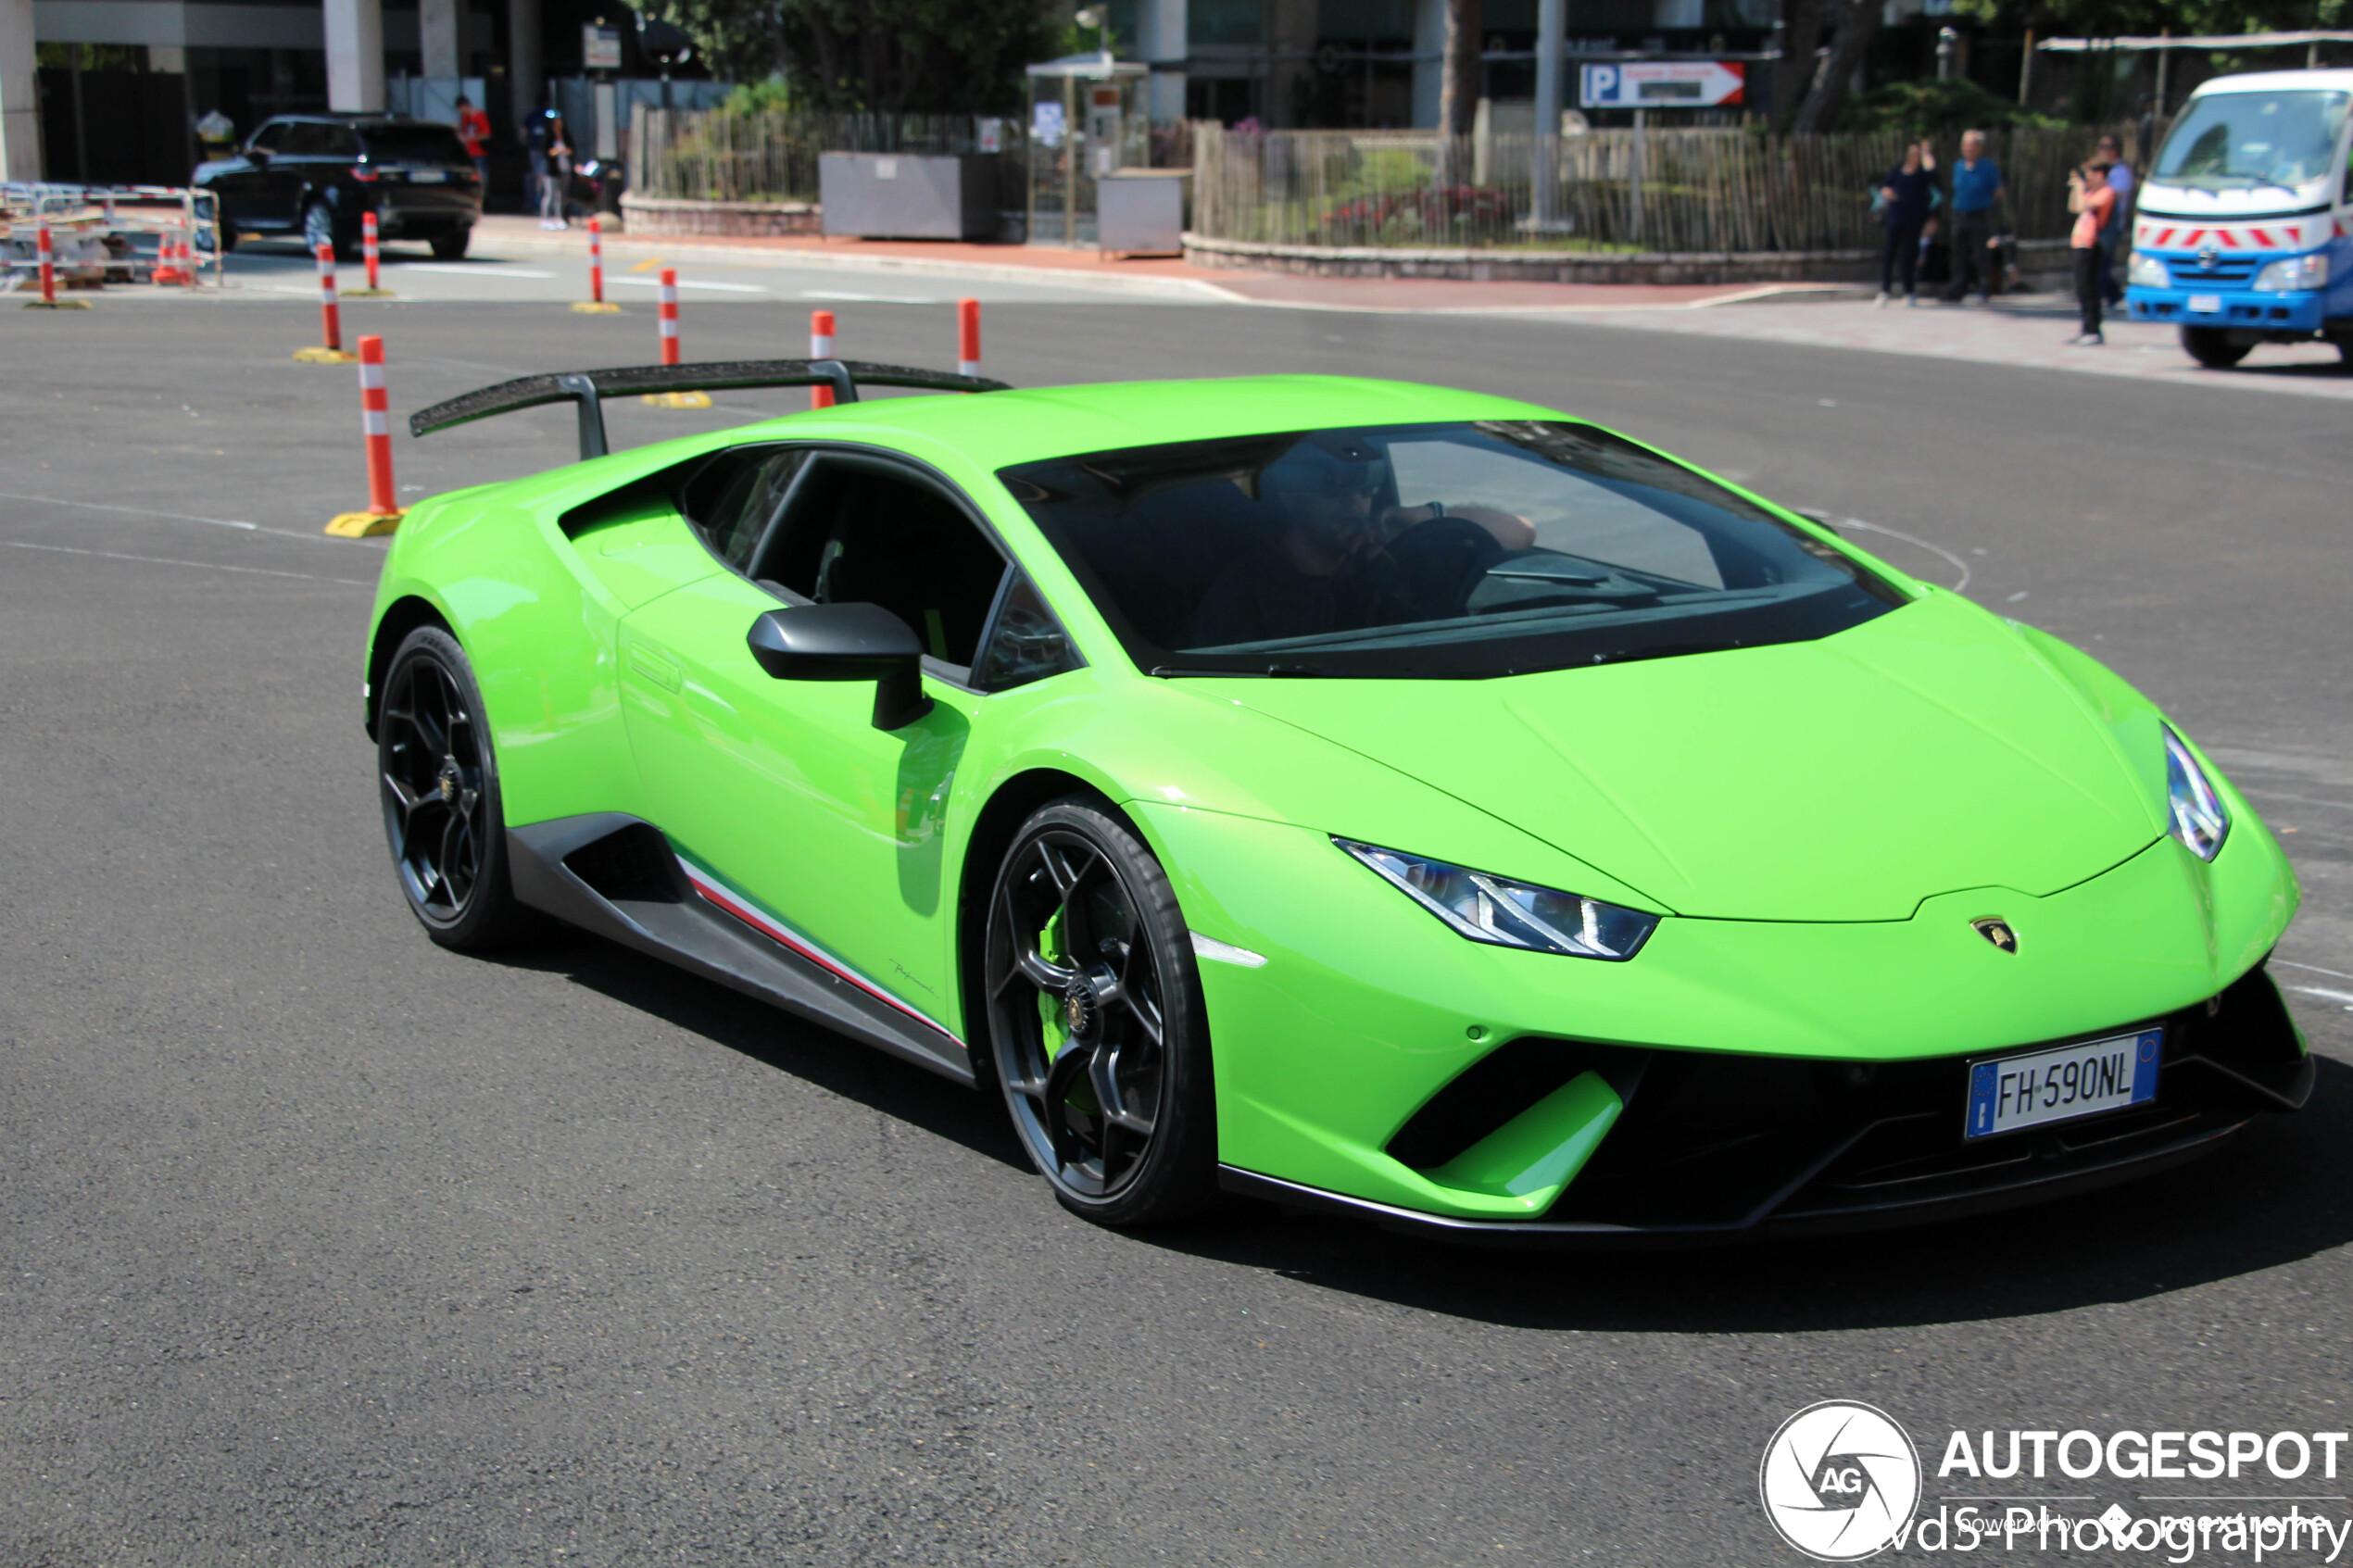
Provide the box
[409,359,1012,461]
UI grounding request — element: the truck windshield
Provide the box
[1000,421,1906,679]
[2153,89,2350,191]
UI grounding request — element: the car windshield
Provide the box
[1000,420,1906,679]
[362,125,471,164]
[2153,90,2350,191]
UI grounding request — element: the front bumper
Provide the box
[1138,785,2298,1239]
[1220,961,2311,1246]
[2129,283,2327,332]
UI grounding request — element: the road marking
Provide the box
[2278,959,2353,981]
[2286,985,2353,1009]
[1834,516,1973,594]
[0,489,368,546]
[801,289,941,305]
[6,540,373,586]
[611,275,768,294]
[399,264,558,279]
[629,257,664,272]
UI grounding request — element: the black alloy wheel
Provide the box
[983,798,1216,1226]
[377,626,531,950]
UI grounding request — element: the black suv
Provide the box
[201,115,482,259]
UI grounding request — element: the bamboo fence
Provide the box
[1189,122,2138,253]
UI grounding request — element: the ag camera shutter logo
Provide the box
[1760,1400,1923,1561]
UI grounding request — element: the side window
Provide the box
[325,125,364,159]
[975,575,1082,693]
[758,461,1009,670]
[679,446,807,572]
[281,122,328,157]
[248,123,285,154]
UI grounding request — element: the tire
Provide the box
[983,797,1217,1227]
[2181,326,2253,370]
[376,626,535,951]
[429,226,472,260]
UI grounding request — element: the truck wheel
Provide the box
[2181,327,2253,370]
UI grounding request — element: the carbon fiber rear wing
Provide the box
[407,358,1012,461]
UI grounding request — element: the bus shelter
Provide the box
[1026,54,1149,246]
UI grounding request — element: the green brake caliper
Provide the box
[1033,906,1101,1115]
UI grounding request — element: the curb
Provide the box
[472,230,1243,302]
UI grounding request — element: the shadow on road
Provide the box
[488,924,2351,1333]
[484,925,1033,1176]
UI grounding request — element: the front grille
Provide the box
[1505,962,2313,1231]
[2165,257,2259,287]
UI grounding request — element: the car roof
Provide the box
[2188,69,2353,96]
[261,114,460,129]
[779,374,1563,470]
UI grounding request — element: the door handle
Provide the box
[625,640,682,693]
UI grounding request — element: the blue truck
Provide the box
[2126,69,2353,368]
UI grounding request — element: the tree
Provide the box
[1773,0,1827,130]
[1790,0,1881,132]
[1435,0,1484,184]
[647,0,1052,112]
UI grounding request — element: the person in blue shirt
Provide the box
[2097,133,2135,307]
[1876,142,1936,306]
[1941,130,2005,304]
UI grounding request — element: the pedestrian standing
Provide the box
[456,95,491,190]
[538,111,572,230]
[1875,141,1937,307]
[1942,129,2005,304]
[2068,159,2117,345]
[2096,133,2135,307]
[525,111,550,220]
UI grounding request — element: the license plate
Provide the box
[408,169,447,183]
[1964,1029,2159,1140]
[2188,294,2222,314]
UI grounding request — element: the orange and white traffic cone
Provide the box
[572,215,620,313]
[957,297,981,378]
[641,268,711,408]
[296,244,356,360]
[153,229,187,286]
[21,224,89,309]
[346,211,392,296]
[811,308,837,409]
[326,335,407,536]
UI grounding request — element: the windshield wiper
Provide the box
[1486,563,1610,586]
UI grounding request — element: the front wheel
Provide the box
[429,225,472,259]
[983,797,1217,1227]
[302,199,355,261]
[377,626,534,950]
[2181,326,2254,370]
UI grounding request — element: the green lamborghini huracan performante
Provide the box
[365,359,2309,1243]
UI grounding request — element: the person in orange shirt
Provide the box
[2067,159,2116,345]
[455,94,491,188]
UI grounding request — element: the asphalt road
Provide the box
[4,295,2349,1567]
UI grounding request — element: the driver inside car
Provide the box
[1190,434,1536,648]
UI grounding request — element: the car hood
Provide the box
[1216,593,2166,922]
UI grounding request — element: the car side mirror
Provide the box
[245,144,271,164]
[746,603,933,731]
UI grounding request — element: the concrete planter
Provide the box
[618,194,822,237]
[1181,232,2070,287]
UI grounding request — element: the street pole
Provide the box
[1531,0,1565,229]
[1630,107,1645,246]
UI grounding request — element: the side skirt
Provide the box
[507,813,975,1086]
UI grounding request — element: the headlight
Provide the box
[2127,252,2170,288]
[2253,252,2329,291]
[1336,839,1658,960]
[2163,726,2230,861]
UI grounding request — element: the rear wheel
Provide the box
[983,797,1216,1227]
[301,199,354,261]
[2181,325,2253,369]
[429,225,471,259]
[377,626,534,950]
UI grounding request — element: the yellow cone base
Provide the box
[22,298,93,310]
[296,345,359,363]
[343,287,396,298]
[642,390,713,409]
[571,300,622,313]
[324,508,405,538]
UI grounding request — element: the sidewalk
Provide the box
[473,214,1842,312]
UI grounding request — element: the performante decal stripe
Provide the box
[676,858,964,1045]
